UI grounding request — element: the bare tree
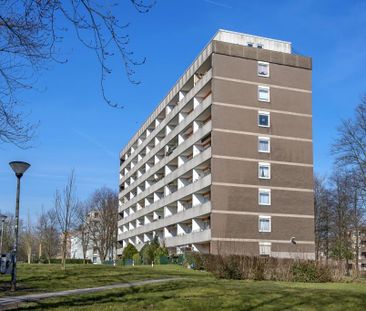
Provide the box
[332,95,366,191]
[332,95,366,274]
[37,209,60,263]
[22,211,34,264]
[86,187,118,262]
[0,0,155,146]
[329,170,355,275]
[314,174,332,262]
[54,170,77,269]
[347,171,364,276]
[75,202,91,264]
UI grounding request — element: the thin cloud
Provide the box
[72,129,116,159]
[203,0,232,9]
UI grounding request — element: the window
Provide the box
[259,216,271,232]
[258,137,270,153]
[258,162,271,179]
[258,61,269,77]
[258,111,270,127]
[258,86,270,102]
[259,189,271,205]
[259,242,271,256]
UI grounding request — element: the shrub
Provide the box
[191,253,334,283]
[132,253,141,265]
[184,252,205,269]
[292,261,333,283]
[122,243,138,260]
[140,237,159,264]
[154,245,169,264]
[47,258,92,264]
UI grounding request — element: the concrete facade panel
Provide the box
[211,213,314,241]
[212,131,313,164]
[212,78,312,115]
[211,158,314,189]
[210,240,314,256]
[211,185,314,215]
[212,105,312,140]
[212,53,311,90]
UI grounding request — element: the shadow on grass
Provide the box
[13,279,366,311]
[16,281,190,310]
[1,264,207,298]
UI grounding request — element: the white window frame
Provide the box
[259,242,271,256]
[258,86,270,102]
[258,162,271,179]
[258,136,270,153]
[258,61,270,77]
[259,215,271,233]
[258,111,270,128]
[258,188,271,206]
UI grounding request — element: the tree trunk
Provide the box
[38,242,42,263]
[355,227,359,277]
[61,232,67,270]
[354,189,359,278]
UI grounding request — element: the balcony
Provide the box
[165,228,211,248]
[118,143,212,214]
[118,201,211,241]
[119,100,212,199]
[119,69,212,174]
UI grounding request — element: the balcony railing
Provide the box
[119,69,212,174]
[165,228,211,248]
[118,201,211,241]
[118,144,211,215]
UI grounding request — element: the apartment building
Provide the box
[352,228,366,273]
[117,29,315,259]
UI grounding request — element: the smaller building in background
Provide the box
[70,210,116,264]
[352,227,366,273]
[70,232,102,264]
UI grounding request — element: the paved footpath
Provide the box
[0,277,183,310]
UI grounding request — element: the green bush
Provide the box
[46,258,92,264]
[122,243,138,260]
[132,253,141,265]
[154,245,169,264]
[140,237,159,264]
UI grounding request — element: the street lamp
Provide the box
[0,214,7,255]
[9,161,30,292]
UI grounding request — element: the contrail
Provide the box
[203,0,232,9]
[72,129,116,159]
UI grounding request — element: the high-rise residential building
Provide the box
[117,30,314,259]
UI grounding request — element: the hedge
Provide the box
[186,253,335,283]
[47,258,92,264]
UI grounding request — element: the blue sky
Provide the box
[1,0,366,221]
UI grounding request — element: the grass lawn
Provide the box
[1,264,366,310]
[0,264,205,296]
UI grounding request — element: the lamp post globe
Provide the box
[9,161,30,291]
[9,161,31,178]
